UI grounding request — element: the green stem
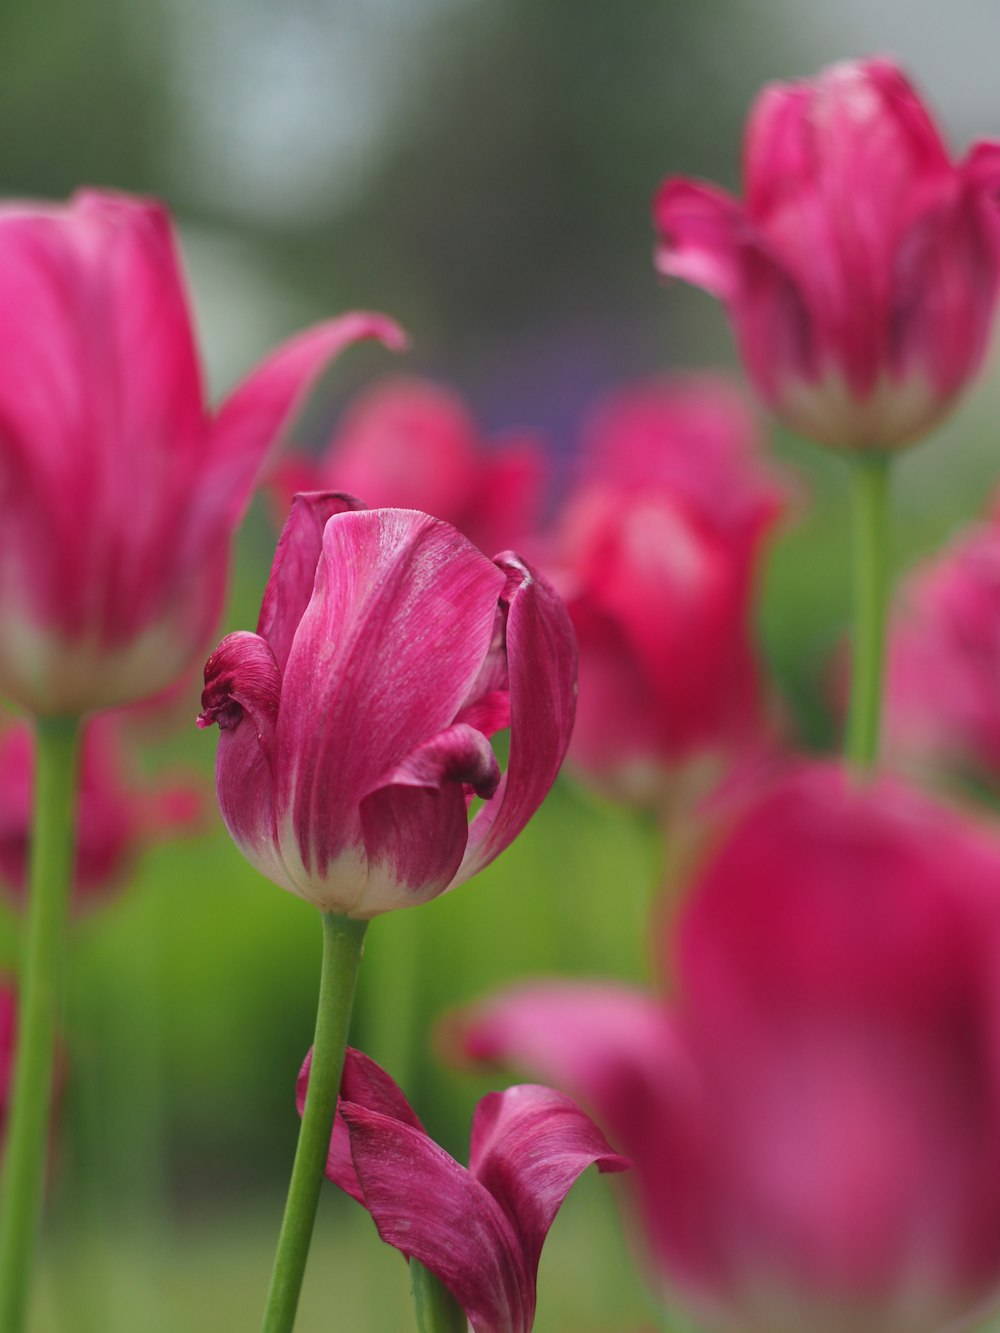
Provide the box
[0,714,81,1333]
[411,1260,467,1333]
[261,911,368,1333]
[845,451,892,771]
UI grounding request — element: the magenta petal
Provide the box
[277,509,506,879]
[468,1084,628,1279]
[359,725,500,911]
[653,178,748,301]
[297,1046,426,1205]
[257,492,366,672]
[341,1102,533,1333]
[208,312,407,525]
[460,556,577,882]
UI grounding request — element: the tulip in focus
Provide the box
[0,718,202,910]
[551,377,785,809]
[199,492,576,918]
[0,188,404,717]
[886,522,1000,783]
[655,58,1000,449]
[273,376,547,555]
[458,764,1000,1333]
[297,1046,627,1333]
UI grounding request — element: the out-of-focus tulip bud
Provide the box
[0,189,404,716]
[655,59,1000,450]
[199,493,576,918]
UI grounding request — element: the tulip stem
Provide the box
[411,1260,467,1333]
[845,451,892,771]
[261,911,368,1333]
[0,714,81,1333]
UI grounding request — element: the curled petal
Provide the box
[459,556,577,883]
[468,1084,628,1279]
[654,179,748,301]
[341,1102,533,1333]
[358,725,500,915]
[207,312,408,526]
[297,1046,426,1205]
[257,491,366,672]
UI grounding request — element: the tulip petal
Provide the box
[341,1101,533,1333]
[257,491,365,673]
[358,724,500,913]
[208,313,407,526]
[467,1084,628,1280]
[459,556,577,882]
[277,509,506,880]
[296,1046,426,1205]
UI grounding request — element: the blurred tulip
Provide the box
[457,763,1000,1333]
[0,188,404,717]
[199,492,576,918]
[886,523,1000,783]
[655,58,1000,450]
[551,377,786,810]
[297,1045,627,1333]
[0,717,203,910]
[272,376,546,555]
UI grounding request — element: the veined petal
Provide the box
[459,556,577,882]
[357,725,500,915]
[277,509,505,881]
[341,1102,533,1333]
[198,632,282,877]
[468,1084,628,1279]
[257,492,365,673]
[296,1046,426,1205]
[207,313,407,527]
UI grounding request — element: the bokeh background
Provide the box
[3,1,1000,1328]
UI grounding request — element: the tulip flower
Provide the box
[272,376,547,556]
[550,377,785,811]
[297,1046,627,1333]
[886,522,1000,784]
[457,764,1000,1333]
[654,58,1000,452]
[0,717,202,910]
[0,188,404,719]
[200,491,576,1333]
[199,492,577,918]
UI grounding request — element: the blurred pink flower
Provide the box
[0,717,203,910]
[655,58,1000,449]
[272,376,547,555]
[886,522,1000,782]
[550,377,786,810]
[199,492,576,918]
[297,1045,627,1333]
[0,188,404,716]
[457,763,1000,1333]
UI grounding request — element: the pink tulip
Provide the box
[199,492,576,918]
[296,1046,627,1333]
[272,376,547,555]
[0,188,404,716]
[457,764,1000,1333]
[886,522,1000,782]
[655,58,1000,449]
[551,377,785,809]
[0,717,203,910]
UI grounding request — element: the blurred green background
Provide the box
[4,0,1000,1327]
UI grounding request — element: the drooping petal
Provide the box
[341,1102,533,1333]
[654,179,748,301]
[206,313,407,528]
[467,1084,628,1279]
[357,725,500,916]
[276,509,506,884]
[256,491,365,672]
[296,1046,426,1205]
[198,632,283,882]
[459,556,577,882]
